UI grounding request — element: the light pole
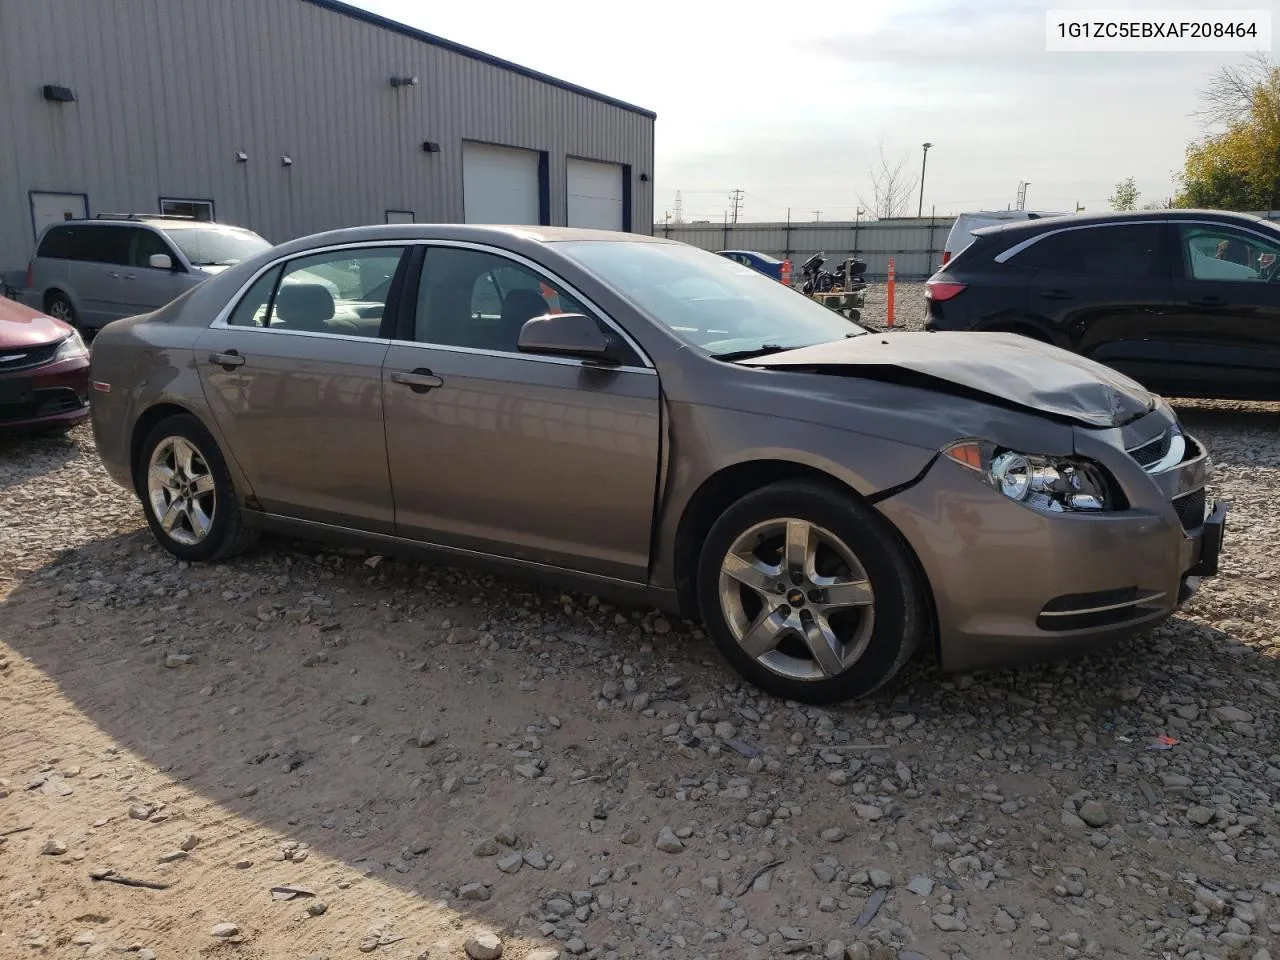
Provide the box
[917,142,932,217]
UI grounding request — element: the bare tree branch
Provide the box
[1194,52,1276,129]
[858,142,919,220]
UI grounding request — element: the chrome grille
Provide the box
[1128,429,1171,468]
[0,340,60,372]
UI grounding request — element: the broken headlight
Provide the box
[943,440,1116,513]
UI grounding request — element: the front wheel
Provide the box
[138,414,259,562]
[697,481,929,704]
[45,292,78,329]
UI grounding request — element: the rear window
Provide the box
[36,224,130,265]
[1010,224,1163,279]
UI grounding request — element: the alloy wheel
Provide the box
[146,436,217,546]
[717,518,876,681]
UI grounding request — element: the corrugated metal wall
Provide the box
[656,219,956,279]
[0,0,655,272]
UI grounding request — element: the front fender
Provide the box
[650,401,938,590]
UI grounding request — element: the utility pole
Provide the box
[814,210,822,222]
[729,188,744,225]
[917,142,933,217]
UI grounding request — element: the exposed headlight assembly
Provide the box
[53,329,88,362]
[943,440,1116,513]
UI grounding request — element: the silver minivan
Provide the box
[24,215,271,332]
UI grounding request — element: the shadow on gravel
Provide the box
[2,527,1277,956]
[0,427,85,487]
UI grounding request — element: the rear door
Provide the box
[70,225,131,327]
[381,243,661,582]
[1011,222,1174,387]
[1163,221,1280,399]
[194,244,408,531]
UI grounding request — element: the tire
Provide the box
[137,413,259,562]
[45,291,78,329]
[696,480,928,704]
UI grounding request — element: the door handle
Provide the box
[108,271,120,279]
[123,273,136,280]
[1039,289,1072,300]
[209,350,246,368]
[391,368,444,393]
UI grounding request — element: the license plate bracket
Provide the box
[0,379,33,406]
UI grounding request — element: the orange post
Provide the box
[886,257,896,328]
[781,259,792,286]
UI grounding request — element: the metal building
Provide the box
[0,0,656,278]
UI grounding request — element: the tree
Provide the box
[1175,54,1280,210]
[859,143,918,219]
[1109,177,1140,211]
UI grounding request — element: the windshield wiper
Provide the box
[712,344,790,362]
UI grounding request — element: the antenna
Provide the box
[729,188,744,225]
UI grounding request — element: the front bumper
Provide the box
[0,356,90,430]
[876,422,1225,673]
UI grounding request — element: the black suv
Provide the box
[924,209,1280,401]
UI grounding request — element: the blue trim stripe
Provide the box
[301,0,657,120]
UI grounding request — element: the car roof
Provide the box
[970,208,1268,241]
[257,224,674,257]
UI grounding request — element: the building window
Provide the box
[160,198,215,222]
[386,210,415,224]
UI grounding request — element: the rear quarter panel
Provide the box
[89,301,250,498]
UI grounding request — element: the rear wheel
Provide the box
[138,414,258,562]
[697,481,928,704]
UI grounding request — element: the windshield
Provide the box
[162,226,271,267]
[558,240,865,358]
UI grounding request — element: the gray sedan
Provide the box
[88,225,1227,703]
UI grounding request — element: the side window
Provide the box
[1013,224,1163,279]
[37,226,77,259]
[414,247,591,353]
[130,229,178,269]
[91,226,133,266]
[227,266,283,326]
[1180,226,1280,282]
[265,247,404,336]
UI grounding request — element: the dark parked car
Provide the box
[0,295,90,431]
[89,224,1224,704]
[717,249,785,281]
[924,209,1280,400]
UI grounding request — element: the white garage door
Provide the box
[567,158,625,231]
[462,142,540,225]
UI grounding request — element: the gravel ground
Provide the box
[1,292,1278,960]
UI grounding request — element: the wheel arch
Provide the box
[671,459,939,654]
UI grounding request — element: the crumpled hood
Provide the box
[745,331,1156,428]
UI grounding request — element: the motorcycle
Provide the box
[799,253,868,295]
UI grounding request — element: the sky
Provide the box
[352,0,1272,223]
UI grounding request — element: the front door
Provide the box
[382,244,661,582]
[1163,221,1280,400]
[194,245,408,531]
[1016,221,1175,388]
[115,227,193,315]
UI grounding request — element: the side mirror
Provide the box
[148,253,173,270]
[518,312,617,363]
